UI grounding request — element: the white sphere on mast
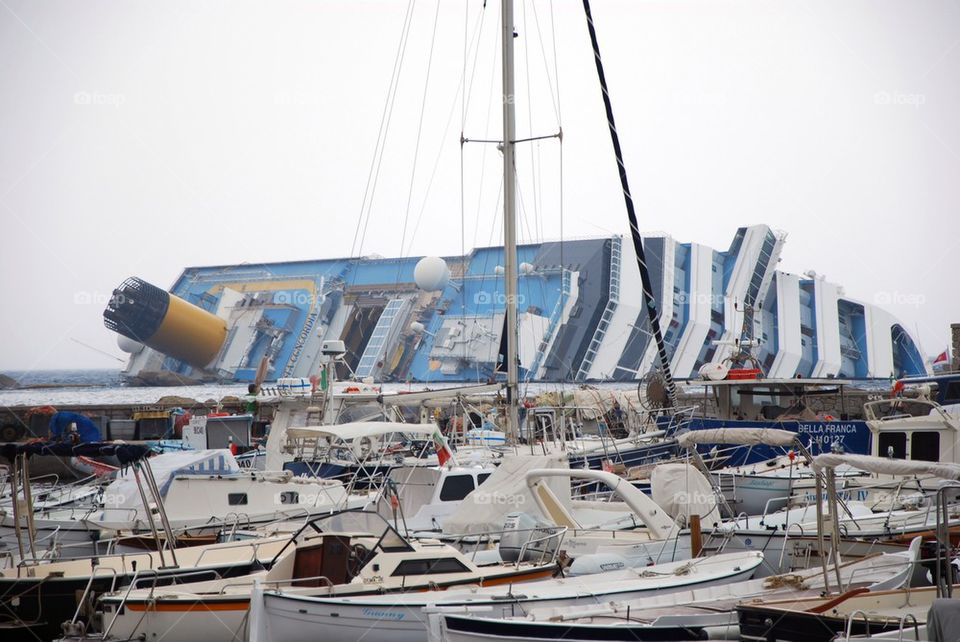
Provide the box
[414,257,450,292]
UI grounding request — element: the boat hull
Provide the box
[255,565,759,642]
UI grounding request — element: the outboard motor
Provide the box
[498,512,560,563]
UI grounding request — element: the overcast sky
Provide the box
[1,0,957,371]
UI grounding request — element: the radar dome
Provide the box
[519,262,535,275]
[117,335,144,354]
[409,321,426,334]
[414,256,449,291]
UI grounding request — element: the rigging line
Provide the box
[353,0,419,266]
[461,0,468,368]
[397,0,442,270]
[550,0,566,382]
[462,0,491,129]
[406,2,488,254]
[350,0,417,259]
[471,15,501,252]
[529,0,561,128]
[520,0,541,248]
[480,177,505,373]
[579,0,677,406]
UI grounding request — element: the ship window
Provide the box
[477,473,491,486]
[877,432,906,459]
[911,432,940,462]
[439,475,475,501]
[944,381,960,404]
[391,558,471,576]
[228,493,248,506]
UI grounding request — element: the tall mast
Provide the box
[580,0,677,407]
[501,0,520,437]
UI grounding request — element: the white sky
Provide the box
[1,0,957,370]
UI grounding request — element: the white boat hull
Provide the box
[252,553,763,642]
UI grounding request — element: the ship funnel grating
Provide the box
[103,276,171,343]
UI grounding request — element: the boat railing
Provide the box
[236,574,336,595]
[661,405,699,437]
[777,521,807,570]
[192,535,279,569]
[864,398,950,423]
[895,613,921,642]
[69,564,120,629]
[514,526,568,569]
[88,506,140,522]
[843,609,874,641]
[448,525,567,565]
[130,567,224,590]
[100,569,160,639]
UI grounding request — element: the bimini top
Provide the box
[812,453,960,480]
[0,441,152,465]
[285,422,439,442]
[104,449,241,509]
[677,428,799,448]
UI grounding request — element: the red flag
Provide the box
[433,428,454,467]
[934,350,949,365]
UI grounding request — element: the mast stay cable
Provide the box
[579,0,677,407]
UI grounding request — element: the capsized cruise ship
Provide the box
[105,225,927,385]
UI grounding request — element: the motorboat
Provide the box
[85,510,560,642]
[429,544,918,642]
[246,550,764,642]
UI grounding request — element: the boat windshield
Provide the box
[300,509,413,552]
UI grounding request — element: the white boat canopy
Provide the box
[677,428,798,448]
[285,421,438,442]
[812,453,960,480]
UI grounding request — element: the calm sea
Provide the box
[0,368,891,409]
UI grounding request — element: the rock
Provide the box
[0,374,18,389]
[156,395,200,406]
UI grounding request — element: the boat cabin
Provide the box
[864,397,960,463]
[697,378,854,422]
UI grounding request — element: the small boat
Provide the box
[247,550,764,642]
[736,452,960,642]
[88,509,559,642]
[428,544,919,641]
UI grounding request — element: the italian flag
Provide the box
[433,428,455,467]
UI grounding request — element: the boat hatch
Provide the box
[292,535,358,587]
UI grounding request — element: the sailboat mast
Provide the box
[580,0,678,407]
[501,0,520,438]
